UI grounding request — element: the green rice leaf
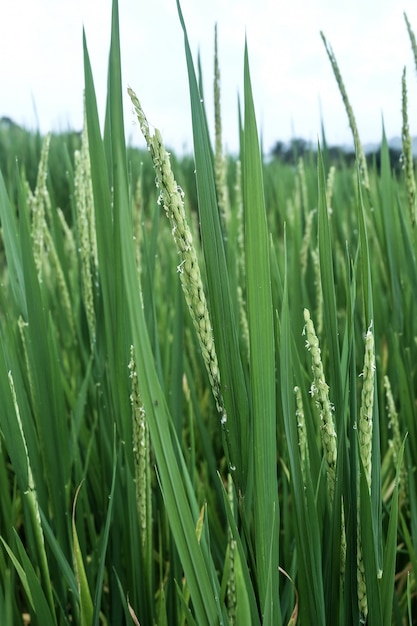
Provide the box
[92,431,117,626]
[0,172,26,315]
[72,483,94,626]
[39,509,78,600]
[176,0,250,493]
[243,40,280,625]
[2,532,56,625]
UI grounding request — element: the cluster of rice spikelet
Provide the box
[303,308,337,504]
[384,375,398,450]
[303,309,347,579]
[233,160,250,361]
[30,133,51,279]
[300,209,316,277]
[133,165,144,274]
[311,248,323,335]
[297,158,308,216]
[74,112,98,348]
[326,165,336,211]
[294,385,309,485]
[127,86,226,427]
[357,322,376,620]
[404,12,417,69]
[214,24,230,229]
[129,345,152,553]
[320,32,369,191]
[401,68,416,226]
[27,134,75,340]
[384,375,407,507]
[358,323,375,491]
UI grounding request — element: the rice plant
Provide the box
[0,1,416,624]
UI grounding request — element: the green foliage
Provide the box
[0,1,416,624]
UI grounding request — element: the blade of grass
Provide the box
[0,172,26,315]
[72,484,94,626]
[2,532,56,626]
[243,40,280,625]
[92,430,117,626]
[38,509,78,600]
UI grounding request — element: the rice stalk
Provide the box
[56,206,77,263]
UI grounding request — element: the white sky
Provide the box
[1,0,417,154]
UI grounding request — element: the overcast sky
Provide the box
[2,0,417,154]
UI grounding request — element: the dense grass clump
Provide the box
[0,2,416,624]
